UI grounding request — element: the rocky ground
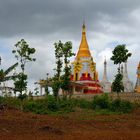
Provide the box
[0,106,140,140]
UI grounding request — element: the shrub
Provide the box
[73,98,91,109]
[18,93,27,101]
[110,98,134,113]
[23,95,74,114]
[23,99,48,114]
[91,94,111,110]
[58,98,75,113]
[46,95,59,111]
[0,96,5,104]
[1,97,21,109]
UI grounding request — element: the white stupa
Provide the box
[100,59,111,93]
[122,62,133,92]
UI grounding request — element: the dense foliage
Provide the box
[111,44,132,69]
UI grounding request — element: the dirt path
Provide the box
[0,107,140,140]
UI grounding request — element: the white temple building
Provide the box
[100,59,111,93]
[122,62,133,92]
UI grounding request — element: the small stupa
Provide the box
[135,62,140,93]
[100,59,111,93]
[71,23,102,94]
[122,62,133,92]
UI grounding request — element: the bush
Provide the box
[23,96,74,114]
[58,99,75,112]
[0,96,5,104]
[73,98,91,109]
[110,98,134,113]
[0,97,21,109]
[23,99,48,114]
[91,94,134,114]
[91,94,111,110]
[46,95,59,111]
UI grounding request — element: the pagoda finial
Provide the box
[104,56,107,65]
[82,21,86,33]
[102,58,108,82]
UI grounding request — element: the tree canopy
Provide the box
[111,44,132,68]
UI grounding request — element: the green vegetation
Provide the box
[111,44,132,70]
[12,39,36,96]
[111,70,124,96]
[52,41,75,99]
[0,63,18,83]
[111,44,132,95]
[0,63,18,95]
[0,94,135,115]
[92,94,134,114]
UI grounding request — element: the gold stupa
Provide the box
[76,24,91,58]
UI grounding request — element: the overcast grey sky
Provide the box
[0,0,140,91]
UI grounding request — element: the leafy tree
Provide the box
[12,39,36,73]
[112,70,124,97]
[12,39,36,96]
[54,41,63,79]
[60,41,75,96]
[111,44,132,71]
[52,41,75,98]
[52,41,63,98]
[111,44,132,95]
[13,73,27,94]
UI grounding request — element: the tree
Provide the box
[112,70,124,97]
[12,39,36,96]
[13,73,27,94]
[52,41,75,98]
[0,63,18,95]
[0,63,18,83]
[60,41,75,96]
[111,44,132,71]
[52,41,63,98]
[111,44,132,95]
[54,41,63,79]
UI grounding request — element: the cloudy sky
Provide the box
[0,0,140,92]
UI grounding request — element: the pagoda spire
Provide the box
[102,58,108,82]
[101,58,111,93]
[76,23,91,58]
[123,62,129,79]
[122,61,134,92]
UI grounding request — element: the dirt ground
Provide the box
[0,107,140,140]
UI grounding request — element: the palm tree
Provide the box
[0,63,18,95]
[0,63,18,82]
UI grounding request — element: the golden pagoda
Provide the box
[71,23,102,94]
[76,24,91,58]
[135,62,140,93]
